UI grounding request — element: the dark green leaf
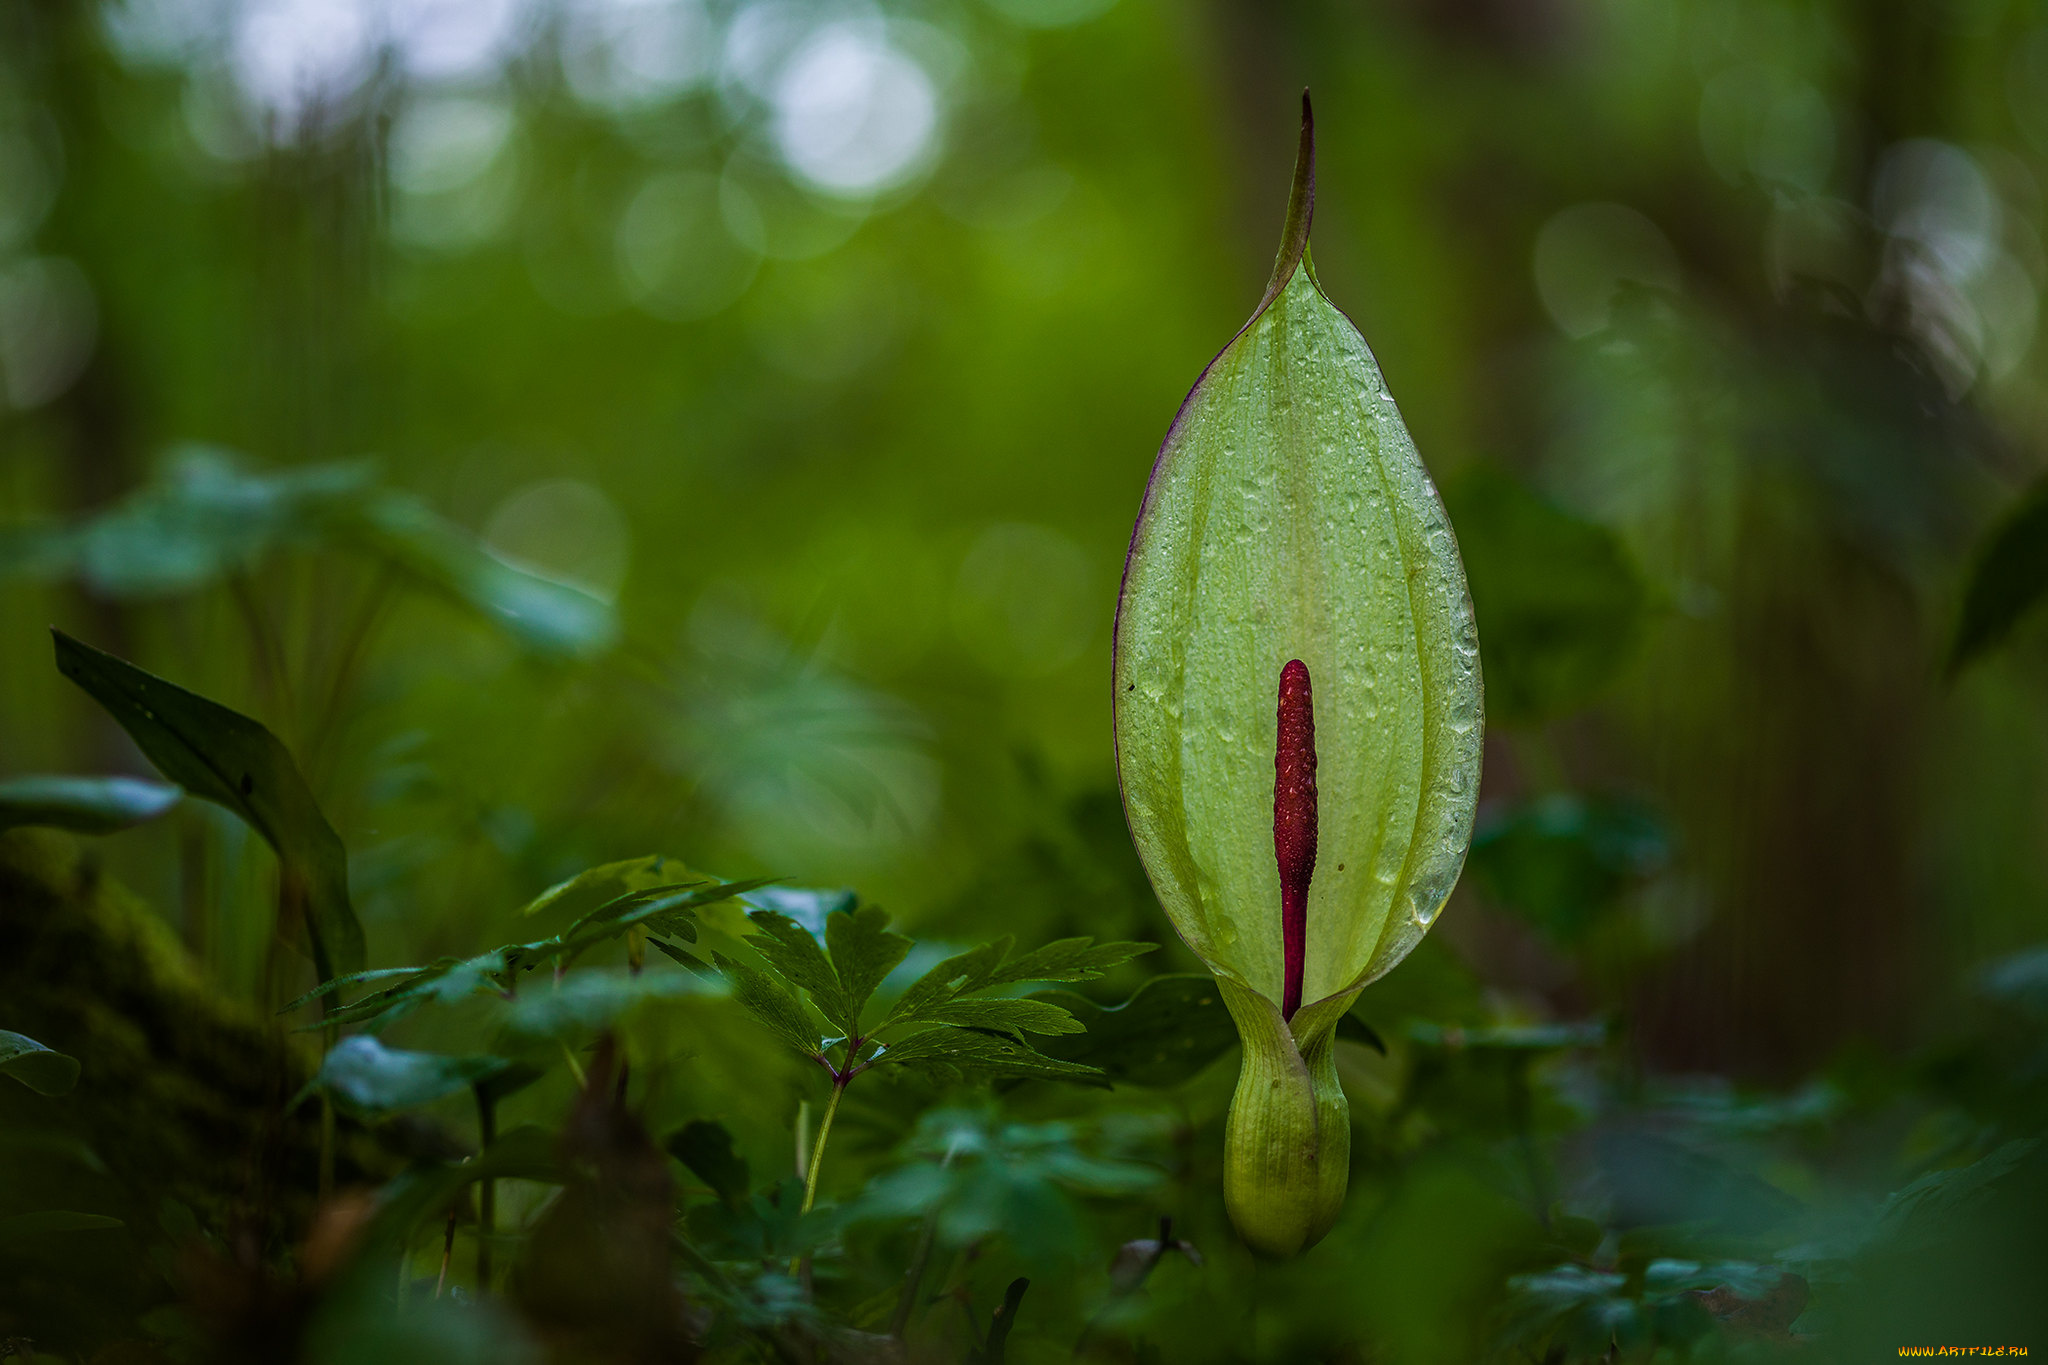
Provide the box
[667,1119,751,1207]
[1442,464,1649,724]
[1951,478,2048,672]
[300,1036,514,1121]
[1335,1011,1387,1054]
[870,1027,1105,1085]
[0,1029,80,1096]
[979,937,1154,990]
[745,910,842,1016]
[518,854,693,920]
[52,630,364,978]
[716,956,825,1059]
[0,774,181,835]
[0,1210,124,1241]
[898,997,1083,1037]
[824,905,912,1034]
[294,952,507,1032]
[885,941,1009,1025]
[1029,975,1239,1088]
[364,1124,565,1249]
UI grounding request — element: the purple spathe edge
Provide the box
[1111,89,1319,807]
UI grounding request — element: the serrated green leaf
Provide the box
[869,1027,1105,1085]
[52,630,364,979]
[276,965,438,1015]
[895,996,1084,1037]
[0,1029,81,1096]
[293,952,507,1031]
[980,937,1155,990]
[0,775,182,835]
[299,1036,514,1121]
[745,909,842,1015]
[825,905,912,1034]
[716,955,824,1059]
[1029,974,1239,1088]
[885,941,1010,1025]
[519,854,693,919]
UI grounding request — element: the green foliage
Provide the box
[8,447,614,658]
[0,1028,80,1096]
[721,903,1150,1084]
[53,629,366,978]
[1467,792,1671,943]
[1031,973,1239,1087]
[667,1119,751,1207]
[0,774,180,835]
[1443,465,1649,724]
[282,871,761,1031]
[298,1035,518,1122]
[1952,477,2048,672]
[852,1109,1166,1262]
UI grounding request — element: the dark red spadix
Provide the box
[1274,658,1318,1019]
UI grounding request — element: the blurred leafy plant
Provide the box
[718,904,1151,1215]
[1467,792,1671,944]
[1951,476,2048,673]
[5,446,615,658]
[1442,464,1650,725]
[0,774,180,835]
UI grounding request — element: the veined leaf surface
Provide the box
[1112,97,1482,1015]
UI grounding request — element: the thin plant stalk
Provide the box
[475,1083,498,1292]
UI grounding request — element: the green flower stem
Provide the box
[789,1072,847,1279]
[799,1075,844,1217]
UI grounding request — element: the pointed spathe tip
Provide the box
[1258,92,1317,316]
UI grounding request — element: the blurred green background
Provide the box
[6,0,2048,1359]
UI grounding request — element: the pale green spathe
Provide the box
[1112,99,1483,1255]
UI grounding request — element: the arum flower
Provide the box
[1112,95,1484,1257]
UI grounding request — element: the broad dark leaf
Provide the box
[667,1119,751,1207]
[1030,975,1238,1088]
[1951,478,2048,672]
[0,774,180,835]
[299,1035,514,1120]
[0,1029,81,1096]
[52,630,364,978]
[1442,464,1649,724]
